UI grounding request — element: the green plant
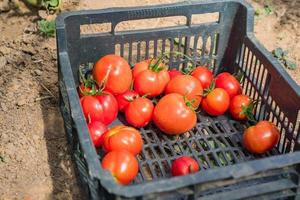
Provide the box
[41,0,60,11]
[255,5,274,16]
[25,0,61,11]
[37,19,55,37]
[272,48,297,70]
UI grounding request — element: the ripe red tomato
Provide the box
[153,93,197,135]
[168,68,182,79]
[165,75,203,108]
[132,59,164,78]
[171,156,199,176]
[103,125,143,155]
[243,121,280,154]
[115,90,139,112]
[80,92,118,125]
[191,66,213,89]
[229,95,253,120]
[133,59,170,97]
[87,121,108,148]
[125,97,154,128]
[202,88,230,116]
[215,72,241,98]
[101,150,138,185]
[93,54,132,95]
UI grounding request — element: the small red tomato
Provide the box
[165,75,203,108]
[171,156,199,176]
[215,72,241,98]
[133,59,170,97]
[125,97,154,128]
[87,121,108,148]
[243,121,280,154]
[191,66,213,89]
[168,68,183,79]
[93,54,132,95]
[115,90,139,112]
[229,95,253,120]
[202,88,230,116]
[80,92,118,125]
[103,125,143,155]
[101,150,139,185]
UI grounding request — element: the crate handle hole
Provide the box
[115,16,187,32]
[191,12,220,25]
[80,22,112,36]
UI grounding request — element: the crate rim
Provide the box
[99,152,300,197]
[56,0,300,198]
[56,0,253,29]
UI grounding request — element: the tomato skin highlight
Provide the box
[168,68,183,79]
[202,88,230,116]
[191,66,213,89]
[125,97,154,128]
[171,156,199,176]
[133,59,170,98]
[165,75,203,108]
[103,125,143,155]
[93,54,132,95]
[115,90,139,112]
[101,150,139,185]
[243,121,280,154]
[87,121,108,148]
[153,93,197,135]
[80,92,118,125]
[229,95,252,120]
[215,72,241,98]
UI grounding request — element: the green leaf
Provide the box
[286,60,297,70]
[48,0,59,6]
[273,48,284,59]
[41,0,61,10]
[255,9,262,16]
[37,19,55,37]
[272,48,297,70]
[264,5,274,15]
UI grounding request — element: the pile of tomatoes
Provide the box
[78,54,280,185]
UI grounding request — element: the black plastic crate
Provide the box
[56,0,300,199]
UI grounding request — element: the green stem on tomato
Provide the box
[203,79,216,97]
[183,95,197,111]
[241,100,259,123]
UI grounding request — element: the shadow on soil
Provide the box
[39,89,84,199]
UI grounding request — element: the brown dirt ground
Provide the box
[0,0,299,199]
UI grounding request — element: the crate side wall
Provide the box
[232,37,300,154]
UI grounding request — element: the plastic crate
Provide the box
[56,0,300,199]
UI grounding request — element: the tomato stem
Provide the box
[183,95,197,111]
[233,70,245,84]
[149,54,168,72]
[203,79,216,97]
[129,80,134,90]
[141,93,150,98]
[241,100,259,123]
